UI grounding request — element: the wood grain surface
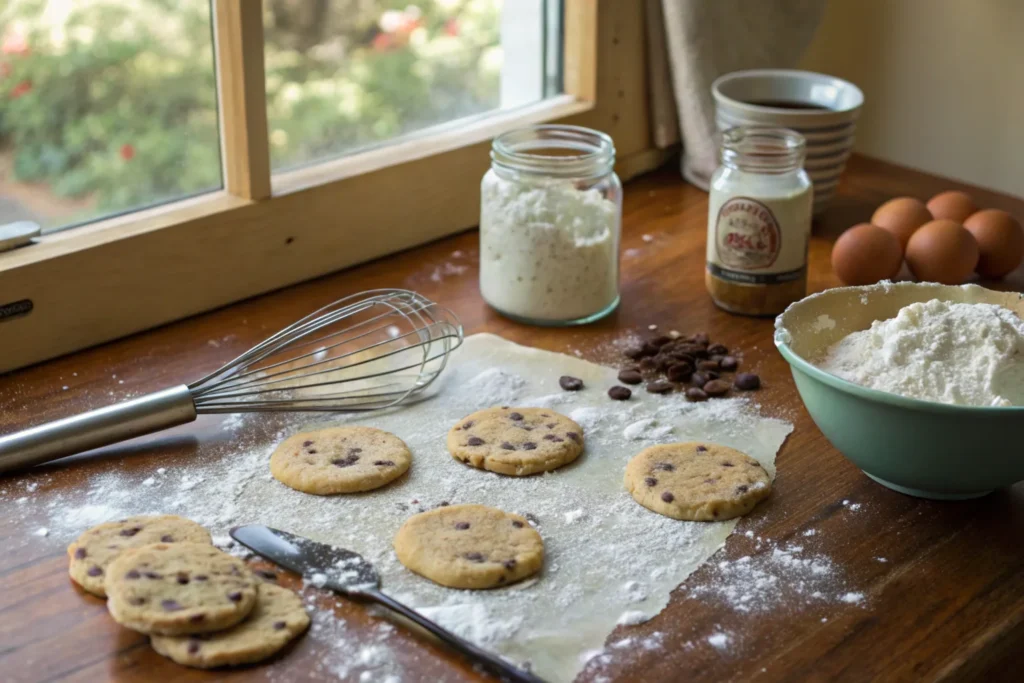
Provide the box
[1,155,1022,682]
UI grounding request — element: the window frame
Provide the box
[0,0,669,373]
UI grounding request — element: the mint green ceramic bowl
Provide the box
[774,282,1024,500]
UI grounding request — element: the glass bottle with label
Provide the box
[705,127,812,316]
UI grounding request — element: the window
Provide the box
[0,0,221,233]
[0,1,662,373]
[264,0,559,176]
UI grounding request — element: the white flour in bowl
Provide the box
[817,299,1024,406]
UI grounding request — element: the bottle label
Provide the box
[708,195,809,284]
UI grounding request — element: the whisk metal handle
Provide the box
[0,385,197,474]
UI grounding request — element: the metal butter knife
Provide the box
[230,525,545,683]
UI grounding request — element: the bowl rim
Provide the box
[713,69,865,117]
[774,310,1024,414]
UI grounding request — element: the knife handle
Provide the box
[362,588,546,683]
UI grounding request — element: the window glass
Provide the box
[0,0,221,234]
[264,0,560,174]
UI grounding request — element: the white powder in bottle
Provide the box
[818,299,1024,406]
[479,171,619,322]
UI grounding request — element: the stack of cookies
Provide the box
[67,514,309,669]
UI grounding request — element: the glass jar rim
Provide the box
[720,126,806,173]
[491,124,616,179]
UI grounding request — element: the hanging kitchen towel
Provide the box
[652,0,826,190]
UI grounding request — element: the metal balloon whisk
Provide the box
[0,289,463,474]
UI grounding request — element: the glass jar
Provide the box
[479,124,622,326]
[705,126,813,316]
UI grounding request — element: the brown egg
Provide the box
[871,197,931,249]
[963,209,1024,278]
[926,190,978,223]
[831,223,903,286]
[905,219,979,284]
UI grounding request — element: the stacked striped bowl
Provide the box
[712,69,864,215]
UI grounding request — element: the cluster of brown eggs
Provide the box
[831,190,1023,286]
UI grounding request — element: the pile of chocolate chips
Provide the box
[607,332,760,401]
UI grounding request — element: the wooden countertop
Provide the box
[2,155,1023,682]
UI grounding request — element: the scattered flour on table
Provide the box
[0,334,833,682]
[817,299,1024,406]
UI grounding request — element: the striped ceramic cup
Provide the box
[712,69,864,215]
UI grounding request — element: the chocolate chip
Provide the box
[566,432,581,443]
[644,477,657,487]
[125,569,140,579]
[721,461,734,467]
[543,434,564,442]
[467,436,485,446]
[623,342,647,359]
[332,454,360,467]
[462,421,474,429]
[559,375,584,391]
[373,460,395,466]
[661,491,675,503]
[736,485,749,493]
[349,447,363,455]
[666,363,692,382]
[177,575,190,585]
[194,575,208,581]
[522,442,537,450]
[464,552,485,563]
[703,379,731,396]
[189,614,205,623]
[684,387,708,403]
[696,445,707,452]
[439,501,450,506]
[129,597,146,606]
[545,422,556,428]
[303,440,314,447]
[161,599,183,611]
[654,463,675,472]
[273,621,287,630]
[697,359,720,372]
[617,368,643,385]
[119,526,142,537]
[704,478,717,484]
[503,559,517,570]
[187,642,201,654]
[509,412,524,421]
[228,591,243,602]
[160,534,174,543]
[455,522,470,530]
[735,373,761,390]
[708,343,729,355]
[608,385,632,401]
[501,442,516,450]
[144,572,162,579]
[512,520,524,528]
[692,333,710,346]
[638,357,657,372]
[256,570,277,581]
[651,335,673,348]
[74,548,86,560]
[720,356,739,371]
[646,380,674,394]
[691,372,709,387]
[87,566,103,577]
[308,449,318,454]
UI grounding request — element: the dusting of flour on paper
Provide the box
[2,334,792,682]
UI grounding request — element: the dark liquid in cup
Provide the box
[746,100,831,111]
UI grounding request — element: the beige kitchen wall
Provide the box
[800,0,1023,197]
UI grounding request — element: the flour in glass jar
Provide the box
[479,173,620,322]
